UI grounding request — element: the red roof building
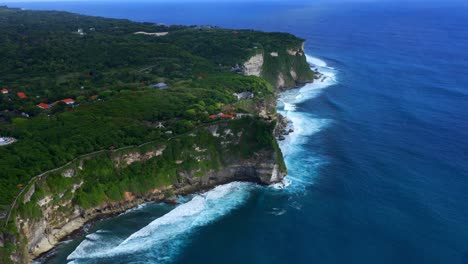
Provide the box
[17,92,27,99]
[37,103,51,109]
[223,106,236,111]
[1,88,8,94]
[209,115,217,119]
[61,98,75,105]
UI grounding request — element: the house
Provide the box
[233,92,254,100]
[37,103,51,109]
[210,113,235,120]
[17,92,27,99]
[77,28,85,35]
[149,83,168,90]
[223,106,236,112]
[1,88,8,94]
[61,98,75,105]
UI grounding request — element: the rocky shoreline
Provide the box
[274,113,294,141]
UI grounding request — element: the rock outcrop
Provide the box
[242,53,264,77]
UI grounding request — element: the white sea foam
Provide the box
[277,55,337,192]
[67,182,255,263]
[119,202,149,216]
[306,54,335,70]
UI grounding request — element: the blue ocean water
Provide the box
[14,1,468,263]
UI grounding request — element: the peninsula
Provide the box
[0,6,314,263]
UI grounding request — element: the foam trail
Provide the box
[306,54,335,70]
[67,182,255,263]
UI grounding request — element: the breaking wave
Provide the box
[67,182,256,263]
[277,55,337,192]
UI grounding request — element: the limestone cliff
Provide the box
[243,42,314,89]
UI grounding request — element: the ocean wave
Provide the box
[278,55,337,114]
[67,182,255,263]
[277,54,336,192]
[306,54,335,70]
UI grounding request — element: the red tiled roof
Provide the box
[209,115,217,119]
[61,98,75,104]
[17,92,27,99]
[1,88,8,93]
[90,95,98,99]
[37,103,51,109]
[223,106,236,111]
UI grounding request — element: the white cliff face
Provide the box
[243,53,264,77]
[277,73,286,88]
[287,49,298,56]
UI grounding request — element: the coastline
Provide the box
[33,55,333,263]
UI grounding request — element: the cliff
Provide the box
[243,42,314,89]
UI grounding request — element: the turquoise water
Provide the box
[15,1,468,263]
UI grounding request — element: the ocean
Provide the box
[11,1,468,263]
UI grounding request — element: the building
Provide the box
[155,122,165,128]
[233,92,254,100]
[61,98,75,105]
[0,137,17,146]
[37,103,51,109]
[223,106,236,112]
[134,31,169,36]
[149,83,168,90]
[17,92,27,99]
[1,88,8,94]
[209,113,235,120]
